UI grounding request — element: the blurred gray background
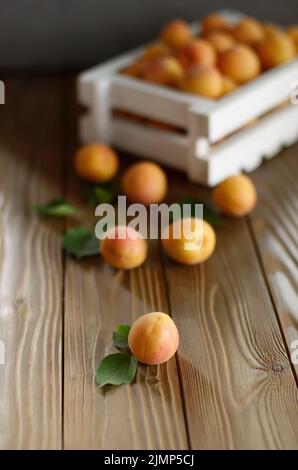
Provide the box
[0,0,297,71]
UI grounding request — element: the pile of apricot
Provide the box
[122,13,297,99]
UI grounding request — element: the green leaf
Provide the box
[63,227,100,259]
[31,198,76,217]
[96,353,137,387]
[171,197,224,227]
[85,180,120,206]
[113,325,131,348]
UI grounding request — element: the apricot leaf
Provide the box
[96,353,137,387]
[86,180,120,206]
[32,198,76,217]
[63,227,100,259]
[113,325,131,348]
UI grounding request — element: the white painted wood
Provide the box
[187,108,210,182]
[202,103,298,186]
[111,118,188,170]
[78,9,298,186]
[78,79,112,143]
[110,75,214,128]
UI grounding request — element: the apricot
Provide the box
[233,17,265,45]
[160,19,193,50]
[221,76,237,95]
[205,31,235,53]
[177,38,216,69]
[181,65,224,98]
[74,144,119,183]
[256,33,296,69]
[212,174,257,217]
[101,225,147,270]
[218,45,261,84]
[122,161,167,204]
[201,13,231,35]
[286,26,298,52]
[143,56,184,87]
[161,218,216,265]
[128,312,179,365]
[142,42,171,61]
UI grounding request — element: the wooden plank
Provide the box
[248,146,298,379]
[63,79,188,450]
[0,79,64,449]
[161,170,298,449]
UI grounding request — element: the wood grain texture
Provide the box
[161,171,298,450]
[249,147,298,379]
[0,79,64,449]
[63,79,188,450]
[1,77,297,450]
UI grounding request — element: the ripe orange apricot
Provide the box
[101,226,148,270]
[286,26,298,52]
[74,144,119,183]
[128,312,179,365]
[160,19,193,50]
[161,218,216,265]
[177,38,217,69]
[205,31,235,53]
[143,56,184,87]
[122,161,167,204]
[233,17,265,45]
[256,33,296,69]
[201,13,231,35]
[212,174,257,217]
[218,45,261,84]
[181,65,224,98]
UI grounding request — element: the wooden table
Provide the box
[0,77,297,450]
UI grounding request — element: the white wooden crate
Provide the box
[78,10,298,186]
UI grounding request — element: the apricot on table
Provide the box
[122,161,167,204]
[101,225,148,270]
[143,56,184,87]
[128,312,179,365]
[205,31,235,53]
[177,38,217,69]
[74,144,119,183]
[160,19,193,50]
[181,65,224,98]
[218,45,261,84]
[256,33,296,69]
[212,174,257,217]
[201,13,231,35]
[233,17,265,45]
[161,217,216,265]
